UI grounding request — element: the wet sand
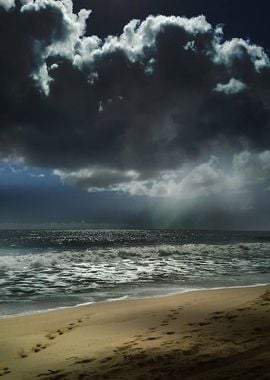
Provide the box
[0,285,270,379]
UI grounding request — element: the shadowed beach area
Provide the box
[0,285,270,380]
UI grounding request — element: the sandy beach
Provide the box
[0,285,270,379]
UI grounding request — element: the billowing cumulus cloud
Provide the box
[1,0,270,205]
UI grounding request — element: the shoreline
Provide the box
[1,282,269,321]
[1,284,270,379]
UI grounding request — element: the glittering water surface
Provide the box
[0,229,270,317]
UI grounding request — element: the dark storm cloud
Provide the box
[1,0,270,190]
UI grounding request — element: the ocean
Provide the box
[0,229,270,318]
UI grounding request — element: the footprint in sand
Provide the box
[144,336,161,341]
[198,322,210,326]
[114,346,128,353]
[211,311,224,316]
[226,315,238,320]
[18,342,47,359]
[75,358,95,365]
[46,324,78,341]
[46,333,57,340]
[210,315,223,320]
[122,343,134,349]
[237,307,249,311]
[32,343,47,353]
[0,368,11,377]
[171,310,180,314]
[18,349,28,359]
[165,331,175,335]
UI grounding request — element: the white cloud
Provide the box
[213,38,270,72]
[20,0,91,94]
[0,0,15,11]
[7,1,269,102]
[93,151,270,211]
[73,14,213,78]
[54,167,140,189]
[214,78,247,95]
[115,156,239,200]
[53,151,270,206]
[31,63,52,96]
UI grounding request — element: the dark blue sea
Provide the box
[0,229,270,317]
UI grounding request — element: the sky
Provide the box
[0,0,270,230]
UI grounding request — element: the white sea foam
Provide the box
[0,229,270,317]
[1,283,269,320]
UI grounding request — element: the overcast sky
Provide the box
[0,0,270,230]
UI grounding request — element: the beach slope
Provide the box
[0,285,270,379]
